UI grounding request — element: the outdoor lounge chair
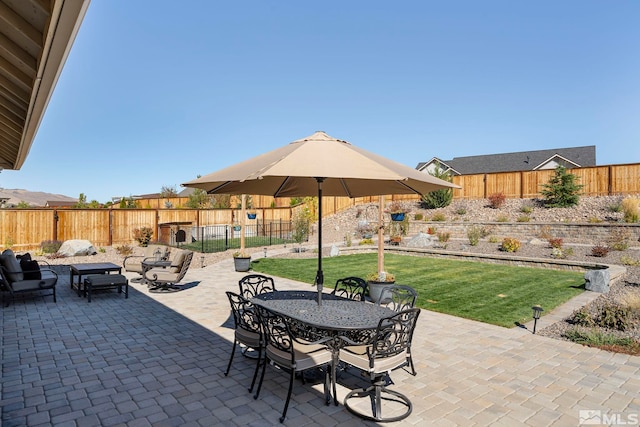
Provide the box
[123,244,170,280]
[340,308,421,422]
[0,250,58,307]
[142,249,193,292]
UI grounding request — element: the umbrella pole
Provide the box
[240,194,246,253]
[378,195,384,274]
[315,178,324,306]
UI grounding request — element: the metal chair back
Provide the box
[331,276,367,301]
[238,274,276,299]
[377,284,417,312]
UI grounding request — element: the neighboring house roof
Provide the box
[0,0,90,170]
[417,146,596,175]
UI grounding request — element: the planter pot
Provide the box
[247,213,257,219]
[368,280,395,303]
[233,257,251,272]
[390,212,405,221]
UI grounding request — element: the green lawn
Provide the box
[250,253,586,328]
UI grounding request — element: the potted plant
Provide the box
[233,251,251,272]
[366,271,396,302]
[247,212,257,219]
[386,201,407,221]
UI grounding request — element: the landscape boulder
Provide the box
[405,232,438,248]
[584,269,610,293]
[58,240,97,257]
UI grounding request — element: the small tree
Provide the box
[186,189,211,208]
[73,193,88,208]
[291,211,310,246]
[421,166,453,209]
[540,166,583,208]
[160,185,178,198]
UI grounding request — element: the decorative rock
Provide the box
[330,244,340,257]
[405,232,437,248]
[584,269,610,293]
[58,240,97,257]
[528,238,547,246]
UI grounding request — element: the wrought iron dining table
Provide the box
[251,290,394,406]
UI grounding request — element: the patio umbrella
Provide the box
[182,131,459,305]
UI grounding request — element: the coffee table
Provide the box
[69,262,122,296]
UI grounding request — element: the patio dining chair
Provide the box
[331,276,367,301]
[340,308,421,422]
[377,284,418,375]
[224,291,263,393]
[253,305,332,423]
[238,274,276,299]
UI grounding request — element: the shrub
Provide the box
[359,238,374,245]
[455,206,468,215]
[598,304,631,331]
[466,225,486,246]
[437,232,451,243]
[563,328,640,354]
[133,227,154,247]
[588,217,603,223]
[414,213,424,221]
[488,192,506,209]
[608,202,622,213]
[570,308,596,327]
[620,292,640,318]
[40,240,63,254]
[431,213,446,222]
[540,165,583,207]
[520,204,533,214]
[607,228,630,251]
[621,198,639,223]
[495,215,509,222]
[421,166,453,209]
[620,255,640,266]
[115,244,134,256]
[345,234,352,247]
[500,237,521,252]
[551,247,573,259]
[516,215,531,222]
[548,238,563,249]
[591,245,610,257]
[488,235,500,243]
[427,227,437,235]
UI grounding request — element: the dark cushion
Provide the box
[20,254,41,280]
[1,249,24,282]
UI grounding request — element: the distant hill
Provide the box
[0,189,77,207]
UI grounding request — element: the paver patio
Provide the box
[1,253,639,426]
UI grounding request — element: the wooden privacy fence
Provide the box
[0,207,294,251]
[3,163,640,250]
[452,163,640,199]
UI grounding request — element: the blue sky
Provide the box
[2,0,639,203]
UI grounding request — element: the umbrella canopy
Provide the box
[183,131,459,197]
[183,131,460,304]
